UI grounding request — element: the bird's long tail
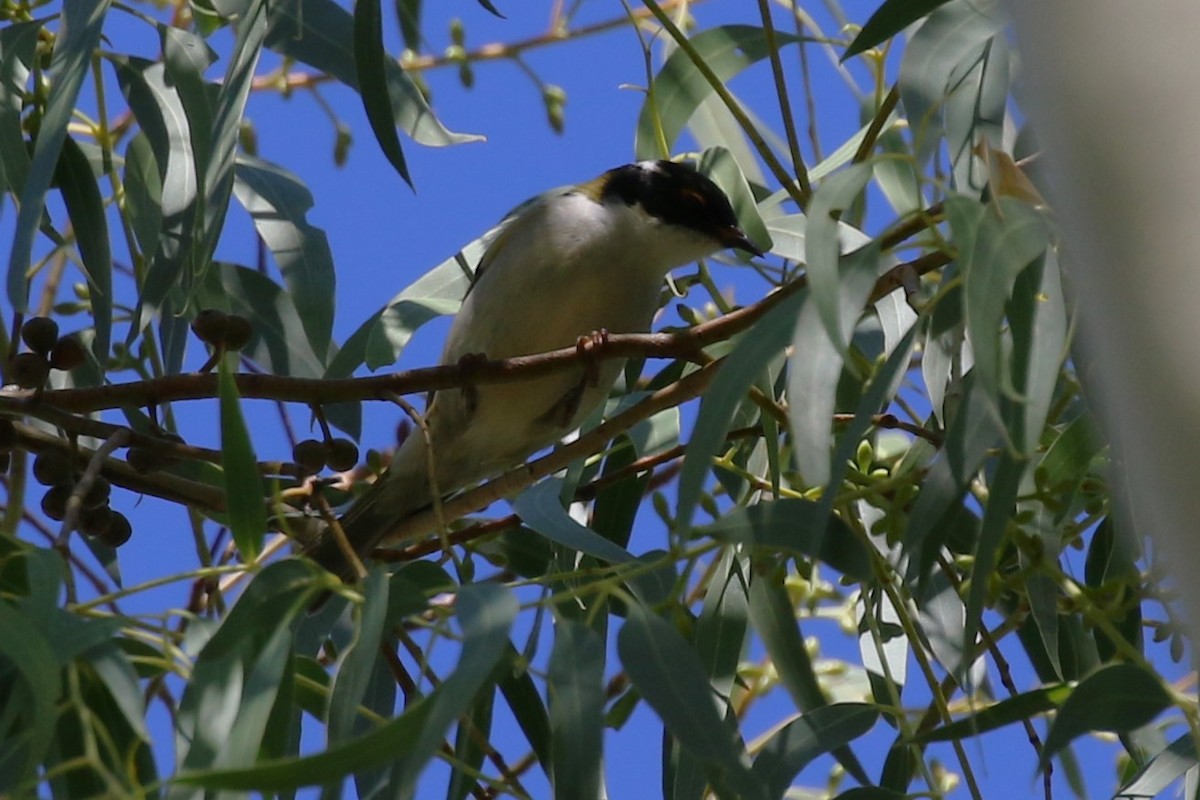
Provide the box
[302,434,432,582]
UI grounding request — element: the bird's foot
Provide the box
[576,329,610,388]
[539,330,611,428]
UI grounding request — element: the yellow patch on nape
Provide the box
[575,174,609,203]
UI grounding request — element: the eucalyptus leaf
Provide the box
[233,156,337,361]
[635,25,802,161]
[7,0,110,310]
[218,356,268,559]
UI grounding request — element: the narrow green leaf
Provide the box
[914,683,1068,742]
[392,584,518,796]
[676,289,805,536]
[1006,247,1067,454]
[448,681,495,800]
[85,642,150,743]
[790,236,880,486]
[161,25,216,188]
[749,571,870,784]
[618,604,768,800]
[0,21,43,198]
[55,135,113,360]
[228,0,480,146]
[695,499,872,582]
[178,693,436,790]
[326,240,476,378]
[672,549,751,800]
[8,0,110,310]
[194,0,268,281]
[1120,733,1197,798]
[844,0,954,59]
[698,146,772,254]
[945,33,1009,190]
[122,134,163,268]
[197,262,326,378]
[233,156,337,362]
[354,0,411,186]
[635,25,801,160]
[514,479,635,565]
[961,452,1024,680]
[111,56,197,341]
[329,567,390,743]
[751,704,878,797]
[1041,664,1173,768]
[963,198,1051,418]
[548,620,605,800]
[1085,518,1143,662]
[218,356,268,559]
[497,655,552,769]
[0,602,61,782]
[898,0,1006,164]
[903,373,1004,585]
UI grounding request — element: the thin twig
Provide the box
[58,428,131,546]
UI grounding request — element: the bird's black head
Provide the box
[597,160,763,256]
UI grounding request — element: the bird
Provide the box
[304,159,763,581]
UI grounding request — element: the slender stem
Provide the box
[641,0,811,209]
[756,0,810,197]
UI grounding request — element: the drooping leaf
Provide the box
[391,583,517,796]
[751,704,878,797]
[843,0,954,60]
[353,0,411,186]
[8,0,110,310]
[548,620,605,800]
[898,0,1006,165]
[695,499,872,582]
[1040,664,1173,768]
[215,0,479,146]
[635,25,802,161]
[54,135,113,360]
[514,478,635,565]
[233,156,337,361]
[618,603,768,800]
[218,356,268,559]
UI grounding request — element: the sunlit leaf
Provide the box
[8,0,110,310]
[218,356,268,559]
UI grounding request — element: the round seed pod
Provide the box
[292,439,327,473]
[79,505,114,538]
[325,438,360,472]
[9,352,49,389]
[81,477,111,509]
[224,315,253,351]
[20,316,59,355]
[40,485,72,521]
[32,450,73,486]
[97,511,132,548]
[49,336,87,371]
[190,309,229,346]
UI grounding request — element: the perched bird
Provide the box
[306,160,762,580]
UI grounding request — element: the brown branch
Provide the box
[15,423,227,514]
[368,359,723,547]
[30,273,807,413]
[251,0,698,92]
[7,398,299,477]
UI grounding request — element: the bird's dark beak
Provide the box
[720,225,765,257]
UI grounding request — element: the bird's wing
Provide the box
[466,187,575,294]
